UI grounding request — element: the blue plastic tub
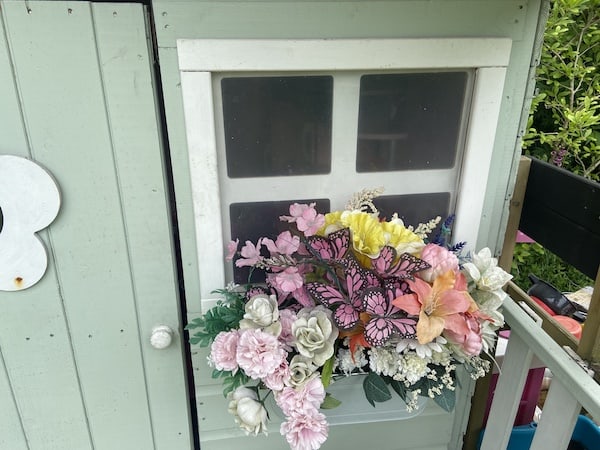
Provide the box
[479,415,600,449]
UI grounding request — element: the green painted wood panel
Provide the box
[0,353,28,450]
[91,3,193,448]
[1,1,192,448]
[0,7,95,449]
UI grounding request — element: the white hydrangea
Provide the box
[368,346,400,377]
[337,346,367,374]
[396,352,431,384]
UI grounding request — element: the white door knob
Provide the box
[150,325,174,349]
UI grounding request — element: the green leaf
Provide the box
[320,354,335,388]
[432,385,456,412]
[363,372,392,407]
[389,379,407,401]
[320,393,342,409]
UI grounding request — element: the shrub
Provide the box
[523,0,600,181]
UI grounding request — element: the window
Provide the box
[178,38,512,305]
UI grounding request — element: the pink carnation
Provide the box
[210,330,239,372]
[276,377,325,415]
[264,358,291,391]
[281,409,328,450]
[278,309,298,351]
[236,329,286,379]
[418,243,459,283]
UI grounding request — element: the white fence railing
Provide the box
[479,296,600,449]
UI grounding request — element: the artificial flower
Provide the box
[263,230,300,255]
[228,387,268,436]
[274,266,304,293]
[393,271,472,344]
[281,409,329,450]
[292,306,339,366]
[236,329,286,379]
[225,239,239,261]
[339,210,385,258]
[381,214,425,255]
[239,293,282,336]
[462,247,512,292]
[188,190,511,450]
[288,355,318,388]
[418,243,459,282]
[235,239,263,267]
[209,330,239,372]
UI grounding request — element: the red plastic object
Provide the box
[553,315,582,339]
[529,295,556,316]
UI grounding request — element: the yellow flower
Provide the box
[319,211,344,235]
[381,216,424,255]
[340,210,385,258]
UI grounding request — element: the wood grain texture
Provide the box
[1,2,192,448]
[0,4,94,449]
[92,3,193,447]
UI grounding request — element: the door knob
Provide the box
[150,325,174,349]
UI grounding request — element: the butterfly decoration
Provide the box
[305,227,350,262]
[306,257,374,330]
[360,283,417,346]
[371,245,430,280]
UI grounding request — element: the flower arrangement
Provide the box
[187,188,511,450]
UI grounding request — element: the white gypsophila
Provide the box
[430,346,453,366]
[337,346,367,374]
[292,305,339,366]
[405,389,421,412]
[462,247,512,292]
[396,336,446,359]
[396,352,430,384]
[368,346,400,377]
[239,293,282,336]
[227,387,268,436]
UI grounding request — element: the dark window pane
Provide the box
[222,76,333,178]
[230,198,330,283]
[373,193,450,239]
[357,72,468,172]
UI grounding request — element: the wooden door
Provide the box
[0,2,193,449]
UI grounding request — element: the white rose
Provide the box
[239,294,282,336]
[228,387,268,435]
[292,305,338,366]
[287,355,317,388]
[463,248,512,292]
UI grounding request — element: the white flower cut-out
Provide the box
[0,155,60,291]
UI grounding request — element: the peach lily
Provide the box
[392,270,472,344]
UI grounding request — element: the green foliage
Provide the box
[185,288,246,347]
[212,368,250,397]
[362,372,392,407]
[511,242,593,292]
[320,393,342,409]
[523,0,600,180]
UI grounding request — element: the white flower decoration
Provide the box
[462,247,512,292]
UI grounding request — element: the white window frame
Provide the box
[177,38,512,308]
